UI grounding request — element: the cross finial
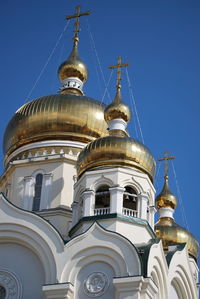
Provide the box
[158,151,176,177]
[66,5,91,43]
[109,56,129,89]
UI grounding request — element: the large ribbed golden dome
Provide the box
[3,94,108,158]
[155,217,199,261]
[77,136,156,181]
[155,175,177,210]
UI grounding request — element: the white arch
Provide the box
[121,179,142,194]
[168,247,198,299]
[31,168,46,177]
[148,241,168,299]
[60,222,141,283]
[171,276,188,298]
[91,175,114,191]
[0,193,64,284]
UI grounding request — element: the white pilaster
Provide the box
[23,176,35,210]
[109,186,125,214]
[82,190,95,217]
[40,173,53,210]
[149,206,156,228]
[113,276,158,299]
[5,183,11,200]
[43,283,74,299]
[71,201,79,226]
[138,193,148,220]
[113,276,142,299]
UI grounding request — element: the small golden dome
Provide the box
[104,87,131,123]
[77,136,156,181]
[58,39,88,84]
[3,94,108,160]
[155,175,177,210]
[155,217,199,261]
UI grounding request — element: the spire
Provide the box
[155,152,199,261]
[58,6,90,95]
[109,56,129,105]
[104,57,131,135]
[156,152,177,217]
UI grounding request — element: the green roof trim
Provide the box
[68,213,157,238]
[166,243,186,266]
[136,239,160,276]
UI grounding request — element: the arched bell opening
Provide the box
[123,186,138,218]
[94,185,110,216]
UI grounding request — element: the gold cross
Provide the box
[158,151,175,176]
[66,5,91,41]
[109,57,129,87]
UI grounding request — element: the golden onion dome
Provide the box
[77,136,156,181]
[155,217,199,261]
[58,38,88,85]
[104,87,131,123]
[155,175,177,210]
[3,94,108,159]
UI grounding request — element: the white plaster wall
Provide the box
[73,219,153,245]
[43,213,72,239]
[6,159,76,210]
[0,243,45,299]
[75,168,155,199]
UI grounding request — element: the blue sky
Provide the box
[0,1,200,259]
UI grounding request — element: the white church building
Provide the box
[0,7,199,299]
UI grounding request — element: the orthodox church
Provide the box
[0,6,199,299]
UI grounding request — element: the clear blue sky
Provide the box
[0,1,200,259]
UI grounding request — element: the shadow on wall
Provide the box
[51,176,64,208]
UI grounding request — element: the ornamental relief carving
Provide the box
[0,270,22,299]
[83,272,109,297]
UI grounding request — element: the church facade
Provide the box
[0,7,199,299]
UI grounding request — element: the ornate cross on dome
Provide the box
[109,57,129,88]
[158,152,175,177]
[66,5,91,42]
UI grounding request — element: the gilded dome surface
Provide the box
[58,40,88,83]
[104,88,131,123]
[155,176,177,210]
[155,217,199,261]
[3,94,108,157]
[77,136,156,181]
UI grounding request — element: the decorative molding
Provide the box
[0,269,22,299]
[83,272,109,297]
[5,140,86,166]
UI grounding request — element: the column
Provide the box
[109,186,125,214]
[5,183,11,199]
[82,189,95,217]
[71,201,79,226]
[23,176,35,210]
[40,173,53,210]
[149,205,157,228]
[43,283,74,299]
[138,193,148,220]
[113,276,158,299]
[113,276,143,299]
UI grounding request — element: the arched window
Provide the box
[95,185,110,215]
[0,285,6,299]
[32,173,43,211]
[123,186,137,217]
